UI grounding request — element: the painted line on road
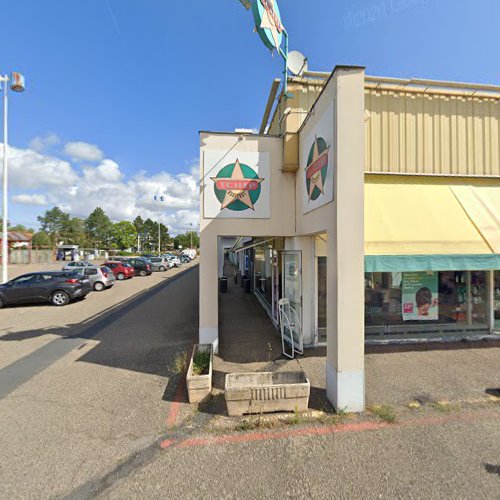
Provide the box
[0,265,198,399]
[159,407,498,451]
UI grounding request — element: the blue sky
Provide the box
[1,0,499,233]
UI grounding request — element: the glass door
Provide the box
[317,257,327,343]
[282,251,302,324]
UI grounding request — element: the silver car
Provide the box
[78,266,115,291]
[148,257,170,272]
[62,261,94,271]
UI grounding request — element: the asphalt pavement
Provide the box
[0,262,498,499]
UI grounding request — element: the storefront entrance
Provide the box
[282,251,302,326]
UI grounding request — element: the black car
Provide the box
[0,271,92,308]
[124,258,153,276]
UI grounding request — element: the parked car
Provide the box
[77,265,115,291]
[104,261,135,280]
[181,249,197,260]
[179,255,191,264]
[124,258,152,276]
[163,254,181,267]
[61,260,94,271]
[0,271,92,308]
[148,257,170,272]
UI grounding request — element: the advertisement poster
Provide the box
[402,272,439,321]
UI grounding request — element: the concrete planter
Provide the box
[186,344,213,404]
[225,371,310,416]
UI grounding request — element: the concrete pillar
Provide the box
[199,228,219,352]
[326,68,365,412]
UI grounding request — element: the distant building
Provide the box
[0,231,33,264]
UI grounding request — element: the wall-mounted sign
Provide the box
[402,272,439,321]
[252,0,284,51]
[204,150,270,219]
[211,159,264,211]
[301,102,335,214]
[306,137,330,202]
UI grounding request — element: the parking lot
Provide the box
[0,260,197,371]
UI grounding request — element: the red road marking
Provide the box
[161,408,498,451]
[160,439,175,449]
[166,375,186,428]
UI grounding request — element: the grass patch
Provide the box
[430,401,459,413]
[169,351,188,375]
[368,404,396,423]
[192,350,211,376]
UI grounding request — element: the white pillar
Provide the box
[326,68,366,413]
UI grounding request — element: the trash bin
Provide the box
[243,278,251,293]
[219,276,228,293]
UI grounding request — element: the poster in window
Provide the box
[402,272,439,321]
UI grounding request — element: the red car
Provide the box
[104,261,135,280]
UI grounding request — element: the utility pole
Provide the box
[154,194,164,255]
[1,72,25,284]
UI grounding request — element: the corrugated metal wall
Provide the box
[365,88,500,176]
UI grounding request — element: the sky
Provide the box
[1,0,499,234]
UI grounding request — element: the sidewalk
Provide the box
[206,263,500,417]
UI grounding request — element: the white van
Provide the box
[181,249,197,260]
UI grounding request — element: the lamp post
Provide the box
[153,194,164,255]
[1,72,25,284]
[190,223,193,249]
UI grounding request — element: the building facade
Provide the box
[199,66,500,412]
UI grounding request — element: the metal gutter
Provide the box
[259,79,281,135]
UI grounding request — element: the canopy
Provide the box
[364,177,499,272]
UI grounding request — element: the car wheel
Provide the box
[51,290,70,306]
[94,281,105,292]
[117,273,125,280]
[159,266,166,271]
[140,270,147,277]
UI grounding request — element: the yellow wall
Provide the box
[365,87,500,177]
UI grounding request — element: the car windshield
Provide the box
[122,263,131,268]
[101,266,112,273]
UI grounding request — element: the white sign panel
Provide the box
[203,149,270,219]
[301,101,334,214]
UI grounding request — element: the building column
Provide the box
[326,68,365,412]
[199,228,219,352]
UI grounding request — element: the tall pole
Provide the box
[190,223,193,249]
[1,77,8,284]
[157,203,161,255]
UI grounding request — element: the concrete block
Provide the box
[186,344,213,404]
[225,371,310,416]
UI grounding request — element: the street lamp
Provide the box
[1,72,25,284]
[153,194,164,255]
[190,222,193,249]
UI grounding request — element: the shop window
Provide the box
[365,270,490,333]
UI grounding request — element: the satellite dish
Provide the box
[287,51,308,77]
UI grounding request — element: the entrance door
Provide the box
[317,257,327,343]
[282,251,302,325]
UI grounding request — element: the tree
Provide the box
[85,207,112,248]
[112,221,137,250]
[64,218,88,247]
[8,224,34,233]
[32,231,51,247]
[174,230,199,249]
[37,206,70,245]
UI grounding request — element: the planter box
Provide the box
[186,344,213,404]
[225,371,310,416]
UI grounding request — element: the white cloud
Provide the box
[64,141,104,162]
[0,145,79,189]
[12,193,48,206]
[29,133,61,153]
[1,143,199,235]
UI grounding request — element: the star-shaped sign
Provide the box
[259,0,282,50]
[306,138,330,200]
[211,159,264,211]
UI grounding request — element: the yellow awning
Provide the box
[365,178,494,255]
[451,185,500,253]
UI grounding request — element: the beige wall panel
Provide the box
[365,88,500,177]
